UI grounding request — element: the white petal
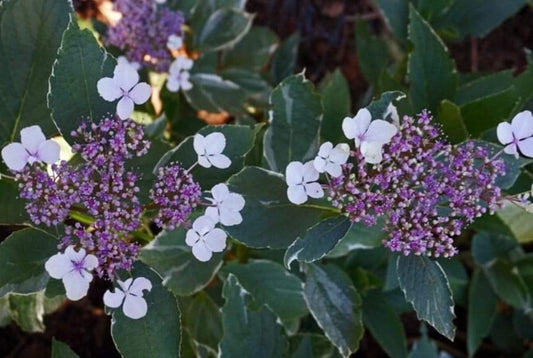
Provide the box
[211,183,229,202]
[343,108,371,141]
[287,185,307,205]
[193,134,206,155]
[361,141,383,164]
[166,76,180,92]
[192,242,213,262]
[314,157,327,173]
[186,229,200,247]
[205,228,227,252]
[64,246,85,262]
[209,154,231,169]
[385,103,400,127]
[198,155,212,168]
[204,132,226,155]
[497,122,514,145]
[82,254,99,271]
[205,206,220,223]
[103,288,125,308]
[511,111,533,140]
[219,210,242,226]
[330,143,350,164]
[518,137,533,157]
[20,125,46,154]
[123,294,148,319]
[129,83,151,104]
[221,193,245,211]
[192,215,216,234]
[365,120,398,145]
[302,161,319,182]
[45,253,71,279]
[37,139,60,164]
[285,161,304,185]
[1,143,29,171]
[129,277,152,296]
[117,96,134,120]
[504,143,518,157]
[180,77,193,91]
[325,162,342,178]
[167,34,183,50]
[304,182,324,199]
[113,62,139,92]
[97,77,122,101]
[317,142,333,157]
[118,278,133,291]
[63,271,90,301]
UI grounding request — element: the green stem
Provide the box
[69,210,94,225]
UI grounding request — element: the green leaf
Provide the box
[197,8,253,52]
[408,5,457,113]
[437,258,468,307]
[304,264,364,357]
[226,167,333,248]
[156,124,256,189]
[289,334,337,358]
[0,179,28,225]
[284,216,352,268]
[366,91,406,120]
[185,291,222,352]
[408,327,439,358]
[498,203,533,243]
[436,100,468,143]
[48,16,115,144]
[362,291,407,358]
[52,338,79,358]
[374,0,409,42]
[484,259,530,310]
[109,262,181,358]
[396,255,456,340]
[326,220,387,258]
[455,70,514,105]
[220,260,308,321]
[434,0,528,39]
[145,115,167,139]
[183,73,247,114]
[8,293,45,332]
[140,229,222,296]
[221,26,278,70]
[467,270,498,357]
[460,87,519,137]
[355,21,389,86]
[319,70,351,143]
[270,33,300,85]
[0,0,71,145]
[221,68,271,96]
[219,274,289,358]
[264,73,323,172]
[471,231,518,266]
[0,228,58,296]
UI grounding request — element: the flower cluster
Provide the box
[285,108,515,258]
[106,0,185,72]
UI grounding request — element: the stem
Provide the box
[186,161,198,174]
[69,210,95,225]
[0,173,15,180]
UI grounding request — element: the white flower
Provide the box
[166,56,193,92]
[205,183,245,226]
[186,216,227,262]
[97,62,152,120]
[342,108,398,147]
[497,111,533,158]
[285,161,324,205]
[154,0,166,3]
[193,133,231,169]
[45,246,98,301]
[167,34,183,50]
[384,103,400,127]
[117,56,141,71]
[360,141,384,164]
[1,125,60,171]
[103,277,152,319]
[313,142,350,177]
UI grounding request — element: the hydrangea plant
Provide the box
[1,0,533,357]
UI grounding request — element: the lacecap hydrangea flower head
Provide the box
[1,62,245,319]
[285,107,533,258]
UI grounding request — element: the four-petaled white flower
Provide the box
[193,133,231,169]
[497,111,533,158]
[313,142,350,177]
[186,216,227,262]
[117,56,141,71]
[167,34,183,50]
[1,125,60,171]
[45,246,98,301]
[205,183,245,226]
[97,62,152,120]
[103,277,152,319]
[285,161,324,205]
[166,56,193,92]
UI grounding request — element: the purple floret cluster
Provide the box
[106,0,185,72]
[14,116,201,278]
[328,111,505,258]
